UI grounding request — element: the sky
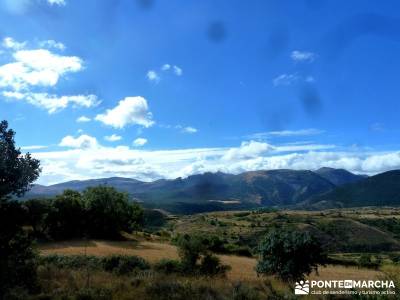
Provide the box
[1,0,400,185]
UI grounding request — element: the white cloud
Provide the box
[291,50,316,62]
[39,40,66,51]
[76,116,91,123]
[47,0,66,6]
[3,91,99,114]
[247,129,324,140]
[31,136,400,185]
[105,134,122,142]
[273,73,316,86]
[148,64,183,82]
[146,70,160,83]
[0,39,101,113]
[95,96,154,129]
[0,49,83,91]
[273,73,299,86]
[223,140,275,160]
[182,126,198,134]
[173,65,183,76]
[21,145,48,150]
[161,64,171,71]
[59,134,98,149]
[2,37,26,50]
[133,138,148,147]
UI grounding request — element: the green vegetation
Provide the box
[0,120,41,298]
[256,228,326,282]
[24,187,144,240]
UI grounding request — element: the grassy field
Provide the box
[36,207,400,299]
[38,238,383,282]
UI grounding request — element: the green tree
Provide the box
[0,120,41,297]
[256,228,326,282]
[84,186,143,239]
[0,121,40,199]
[46,190,85,239]
[23,198,52,237]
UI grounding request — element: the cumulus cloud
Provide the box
[146,70,160,83]
[133,138,148,146]
[76,116,91,123]
[104,134,122,142]
[59,134,98,149]
[161,64,171,71]
[291,50,316,62]
[3,91,99,114]
[223,141,275,160]
[173,65,183,76]
[0,39,98,113]
[2,37,26,50]
[95,96,154,129]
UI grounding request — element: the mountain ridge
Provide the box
[25,168,370,207]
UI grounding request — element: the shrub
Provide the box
[358,254,380,269]
[153,259,182,274]
[39,254,103,270]
[146,280,222,300]
[232,282,261,300]
[101,255,150,275]
[199,254,230,276]
[75,288,112,300]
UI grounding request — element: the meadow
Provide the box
[33,207,400,299]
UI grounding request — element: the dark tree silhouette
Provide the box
[0,120,41,199]
[0,120,41,297]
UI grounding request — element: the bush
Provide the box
[358,254,380,269]
[75,288,112,300]
[199,254,230,276]
[39,254,103,270]
[153,259,182,274]
[232,282,261,300]
[39,254,150,275]
[146,280,222,300]
[101,255,150,275]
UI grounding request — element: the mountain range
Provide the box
[24,167,398,210]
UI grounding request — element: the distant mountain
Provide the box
[25,168,350,207]
[306,170,400,208]
[315,167,367,186]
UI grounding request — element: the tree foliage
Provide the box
[84,186,143,239]
[0,120,40,199]
[256,228,326,282]
[46,190,85,239]
[0,120,41,297]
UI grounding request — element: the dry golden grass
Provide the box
[40,240,179,263]
[39,239,384,284]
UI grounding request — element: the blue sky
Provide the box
[1,0,400,184]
